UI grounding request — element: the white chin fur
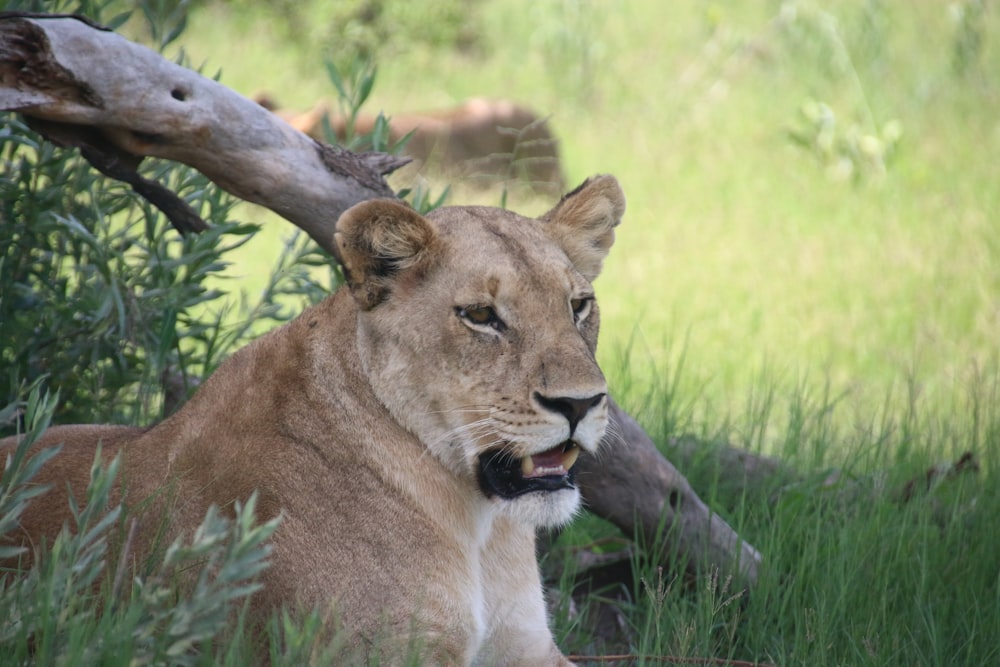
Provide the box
[497,487,582,529]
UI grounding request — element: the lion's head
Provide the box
[334,175,625,528]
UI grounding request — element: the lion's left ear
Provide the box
[333,199,439,310]
[541,174,626,281]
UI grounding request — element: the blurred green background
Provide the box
[172,0,999,441]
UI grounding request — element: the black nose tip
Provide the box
[534,392,606,434]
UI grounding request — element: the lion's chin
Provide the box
[497,487,582,529]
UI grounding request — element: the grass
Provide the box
[5,0,1000,664]
[553,364,1000,665]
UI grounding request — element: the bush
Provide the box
[0,386,278,666]
[0,1,360,435]
[0,111,257,431]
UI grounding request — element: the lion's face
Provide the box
[334,176,625,528]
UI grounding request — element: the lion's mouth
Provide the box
[477,441,581,499]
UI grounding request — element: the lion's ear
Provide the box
[541,174,626,281]
[333,199,439,310]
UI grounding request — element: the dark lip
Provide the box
[476,443,578,500]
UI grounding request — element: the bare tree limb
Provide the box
[579,400,762,584]
[0,13,408,252]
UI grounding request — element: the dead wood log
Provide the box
[0,12,407,250]
[0,13,764,586]
[579,400,762,583]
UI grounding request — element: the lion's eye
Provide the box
[457,305,505,331]
[570,297,592,323]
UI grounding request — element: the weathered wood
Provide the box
[579,400,762,583]
[0,13,767,586]
[0,13,407,252]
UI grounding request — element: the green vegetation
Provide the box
[1,386,277,666]
[2,0,999,665]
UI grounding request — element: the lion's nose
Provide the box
[534,392,606,434]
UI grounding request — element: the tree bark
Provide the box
[0,13,765,585]
[0,12,407,250]
[578,400,761,583]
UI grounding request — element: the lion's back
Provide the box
[0,424,143,571]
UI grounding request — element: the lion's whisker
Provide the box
[420,418,496,456]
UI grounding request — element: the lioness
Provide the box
[0,175,626,665]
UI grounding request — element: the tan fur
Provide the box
[1,176,626,666]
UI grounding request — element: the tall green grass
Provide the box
[5,364,997,665]
[597,360,1000,666]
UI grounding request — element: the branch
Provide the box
[578,400,762,584]
[0,13,408,253]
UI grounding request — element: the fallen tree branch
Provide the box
[0,12,407,251]
[578,400,762,584]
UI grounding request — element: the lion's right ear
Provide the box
[541,174,626,282]
[333,199,439,310]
